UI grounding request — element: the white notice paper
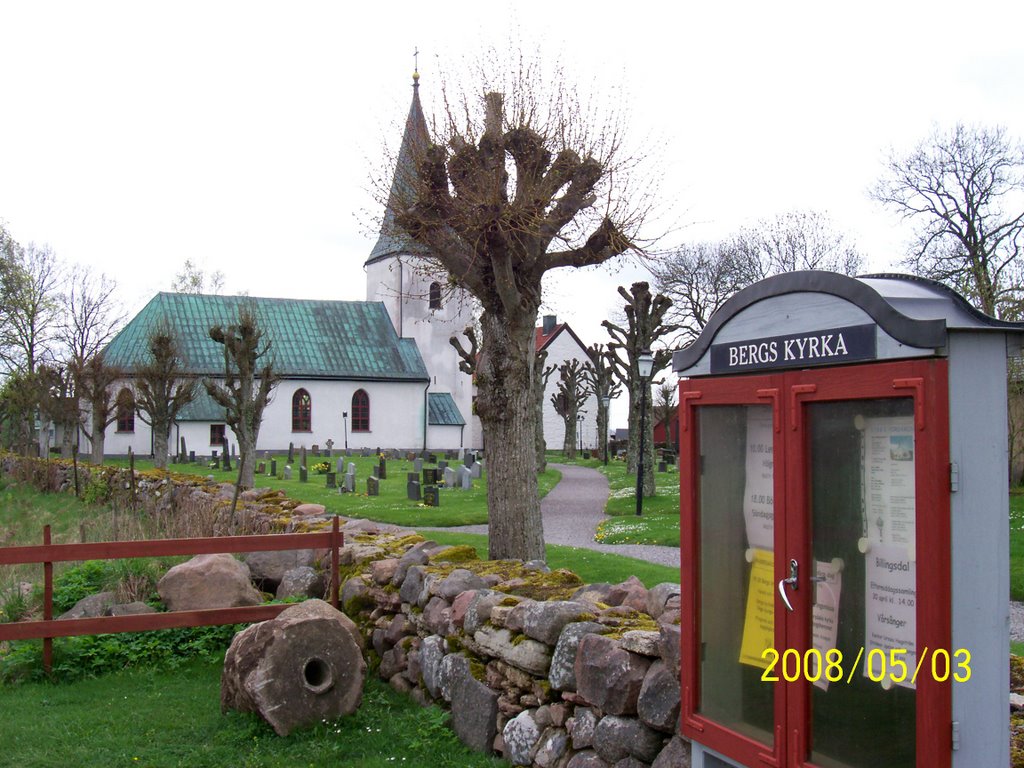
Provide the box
[863,416,916,553]
[811,559,843,691]
[864,544,917,690]
[743,408,775,551]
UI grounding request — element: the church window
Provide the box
[210,424,226,446]
[428,282,442,310]
[352,389,370,432]
[292,389,312,432]
[116,388,135,433]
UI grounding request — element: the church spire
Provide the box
[366,64,432,266]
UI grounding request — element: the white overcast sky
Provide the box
[2,0,1023,426]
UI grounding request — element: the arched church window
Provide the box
[429,282,442,310]
[292,389,312,432]
[352,389,370,432]
[116,388,135,433]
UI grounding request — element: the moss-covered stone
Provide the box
[430,545,479,564]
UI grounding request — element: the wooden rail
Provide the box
[0,516,344,674]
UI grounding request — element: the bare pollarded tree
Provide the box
[603,282,678,497]
[134,322,197,470]
[387,56,654,561]
[583,343,622,462]
[550,358,593,460]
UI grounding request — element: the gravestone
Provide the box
[470,462,482,480]
[407,479,421,501]
[344,472,355,493]
[423,468,439,485]
[257,461,266,475]
[348,462,357,477]
[443,466,457,487]
[361,448,371,458]
[420,450,430,460]
[287,442,294,464]
[325,439,334,457]
[270,459,277,476]
[658,461,667,473]
[371,465,380,480]
[582,451,590,460]
[189,450,196,463]
[301,446,307,470]
[378,459,387,480]
[283,466,292,481]
[212,450,218,460]
[414,458,423,473]
[326,472,336,489]
[299,466,308,483]
[407,471,419,482]
[179,436,187,462]
[428,453,437,464]
[336,458,345,474]
[457,465,472,490]
[407,452,416,462]
[367,476,379,496]
[423,485,439,507]
[464,452,475,467]
[312,444,320,457]
[438,460,448,471]
[666,454,676,465]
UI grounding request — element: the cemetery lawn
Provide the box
[107,456,561,528]
[0,659,504,768]
[422,530,680,587]
[547,451,680,547]
[1010,489,1024,602]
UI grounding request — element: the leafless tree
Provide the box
[133,322,197,469]
[388,57,652,560]
[204,304,279,496]
[534,350,556,474]
[550,359,593,460]
[0,241,62,375]
[71,352,124,465]
[603,282,678,496]
[582,343,622,462]
[872,123,1024,319]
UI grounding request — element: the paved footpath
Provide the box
[418,463,680,569]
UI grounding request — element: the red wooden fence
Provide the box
[0,516,344,674]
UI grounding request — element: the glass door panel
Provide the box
[806,399,916,768]
[698,404,776,748]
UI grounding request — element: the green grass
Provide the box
[0,478,106,547]
[419,530,680,587]
[106,455,560,528]
[1011,490,1024,602]
[0,660,504,768]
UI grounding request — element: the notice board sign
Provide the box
[710,324,876,374]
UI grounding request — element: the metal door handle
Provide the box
[777,558,798,612]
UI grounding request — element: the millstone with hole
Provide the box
[221,599,366,735]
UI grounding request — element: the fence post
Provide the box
[43,525,53,677]
[331,515,340,609]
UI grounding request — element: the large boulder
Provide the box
[549,622,606,692]
[158,553,263,611]
[275,566,325,600]
[638,659,681,733]
[221,599,366,736]
[592,715,663,764]
[245,549,317,591]
[57,591,117,620]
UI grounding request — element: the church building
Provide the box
[93,71,475,458]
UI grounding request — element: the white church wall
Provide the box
[426,423,465,450]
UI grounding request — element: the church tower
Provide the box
[366,69,475,446]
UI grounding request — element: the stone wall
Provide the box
[1,456,690,766]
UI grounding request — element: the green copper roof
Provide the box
[105,293,429,382]
[427,392,465,426]
[177,389,227,422]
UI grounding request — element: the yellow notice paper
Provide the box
[739,549,775,669]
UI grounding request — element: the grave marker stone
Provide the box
[658,461,668,473]
[257,461,266,475]
[407,452,416,462]
[423,485,439,507]
[361,448,371,457]
[179,436,187,462]
[336,458,344,474]
[326,472,336,489]
[344,471,355,493]
[407,471,419,482]
[423,468,439,485]
[348,462,357,476]
[367,476,379,496]
[457,465,472,490]
[270,459,277,476]
[464,452,475,467]
[378,458,387,480]
[371,465,380,479]
[407,479,421,501]
[222,441,232,471]
[283,466,293,481]
[443,466,456,487]
[428,453,437,464]
[414,458,423,473]
[189,450,196,463]
[438,460,448,472]
[312,444,320,457]
[325,439,334,457]
[470,462,482,480]
[287,442,294,464]
[299,466,308,483]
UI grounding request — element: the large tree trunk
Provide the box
[597,400,609,463]
[478,309,545,562]
[239,432,256,489]
[90,402,106,465]
[153,422,170,469]
[627,383,656,496]
[562,408,577,460]
[534,369,547,475]
[60,420,74,459]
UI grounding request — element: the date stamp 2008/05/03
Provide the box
[760,647,972,685]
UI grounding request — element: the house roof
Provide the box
[427,392,466,426]
[177,389,227,422]
[535,322,589,355]
[367,74,434,266]
[104,293,429,382]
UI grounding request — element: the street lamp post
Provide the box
[600,394,611,466]
[577,412,585,453]
[342,411,349,450]
[635,350,654,516]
